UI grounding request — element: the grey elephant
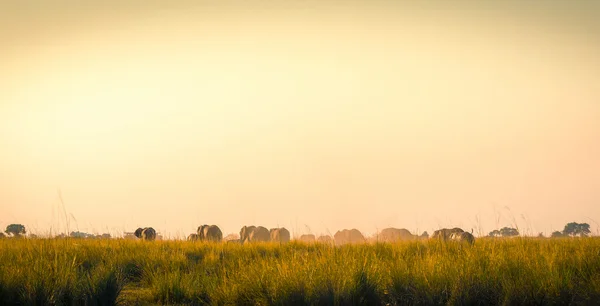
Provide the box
[240,225,270,243]
[187,233,200,241]
[334,229,365,245]
[134,227,157,241]
[378,228,416,242]
[431,227,465,241]
[269,227,291,243]
[299,234,316,243]
[449,231,475,244]
[317,235,333,244]
[197,225,223,242]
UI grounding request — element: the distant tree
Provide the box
[489,227,519,237]
[551,231,565,238]
[563,222,591,237]
[488,230,501,237]
[537,232,544,238]
[70,231,93,239]
[5,224,26,237]
[92,233,111,239]
[500,227,519,237]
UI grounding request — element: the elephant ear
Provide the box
[134,228,143,238]
[240,226,248,240]
[197,225,206,239]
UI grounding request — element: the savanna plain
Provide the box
[1,237,599,305]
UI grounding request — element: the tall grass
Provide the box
[0,238,599,305]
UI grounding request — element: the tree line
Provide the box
[487,222,591,238]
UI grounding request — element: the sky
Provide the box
[1,1,599,238]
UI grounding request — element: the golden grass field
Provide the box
[1,237,599,305]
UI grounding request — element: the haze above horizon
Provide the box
[1,1,599,237]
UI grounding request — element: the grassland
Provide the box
[1,237,599,305]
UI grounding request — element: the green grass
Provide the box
[1,238,599,305]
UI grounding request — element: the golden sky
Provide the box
[1,1,599,238]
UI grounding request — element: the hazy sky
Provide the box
[1,1,599,238]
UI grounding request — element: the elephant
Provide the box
[431,228,466,241]
[240,225,270,243]
[449,231,475,244]
[317,235,333,244]
[299,234,316,243]
[187,233,200,241]
[134,227,157,241]
[240,225,256,243]
[377,228,417,242]
[197,225,223,242]
[269,227,291,243]
[334,229,365,245]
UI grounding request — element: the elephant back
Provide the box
[134,228,144,239]
[299,234,316,243]
[432,228,465,241]
[270,228,290,243]
[197,225,223,242]
[317,235,333,244]
[450,232,475,244]
[204,225,223,242]
[349,229,365,243]
[334,230,347,245]
[197,225,207,239]
[431,229,448,240]
[240,226,256,243]
[250,226,270,242]
[379,228,415,242]
[334,229,365,245]
[142,227,157,241]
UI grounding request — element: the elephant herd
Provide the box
[148,226,470,245]
[133,225,475,245]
